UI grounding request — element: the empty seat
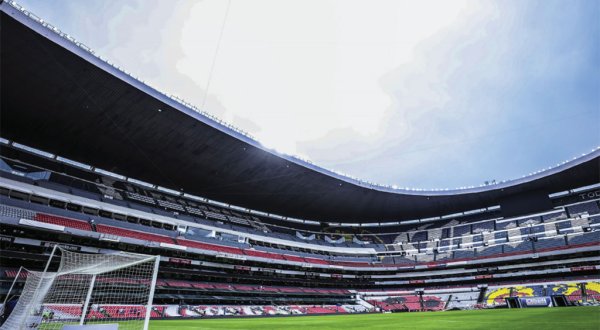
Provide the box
[96,224,173,243]
[34,213,92,231]
[177,238,244,255]
[244,249,284,260]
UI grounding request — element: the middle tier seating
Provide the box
[244,249,285,260]
[96,224,174,244]
[176,238,244,255]
[33,213,93,231]
[1,197,598,270]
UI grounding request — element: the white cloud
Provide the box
[298,1,505,186]
[23,0,596,189]
[177,0,472,155]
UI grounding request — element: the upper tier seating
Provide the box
[453,225,471,236]
[502,241,533,253]
[125,192,156,205]
[542,211,568,222]
[3,198,597,269]
[568,201,600,216]
[4,140,599,255]
[472,221,495,233]
[475,245,503,257]
[496,220,517,230]
[567,232,599,245]
[518,216,541,226]
[2,169,600,269]
[410,231,427,242]
[533,237,566,250]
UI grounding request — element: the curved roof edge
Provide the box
[3,0,597,198]
[2,1,599,223]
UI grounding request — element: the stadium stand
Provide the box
[0,2,599,325]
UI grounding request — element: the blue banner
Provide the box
[518,296,552,307]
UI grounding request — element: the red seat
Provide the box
[34,213,92,231]
[177,239,244,255]
[213,283,232,290]
[168,281,192,288]
[283,255,305,262]
[48,305,82,316]
[96,225,173,244]
[192,283,215,289]
[304,257,329,265]
[244,249,284,260]
[305,306,335,314]
[234,285,256,291]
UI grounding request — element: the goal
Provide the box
[1,246,160,330]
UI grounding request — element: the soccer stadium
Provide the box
[0,0,599,329]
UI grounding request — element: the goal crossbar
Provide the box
[0,245,160,330]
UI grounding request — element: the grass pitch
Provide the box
[149,306,600,330]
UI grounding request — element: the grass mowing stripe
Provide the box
[147,306,600,330]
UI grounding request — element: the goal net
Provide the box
[1,246,160,330]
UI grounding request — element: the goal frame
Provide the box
[1,245,160,330]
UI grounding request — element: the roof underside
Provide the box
[1,7,599,223]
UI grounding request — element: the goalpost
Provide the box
[1,246,160,330]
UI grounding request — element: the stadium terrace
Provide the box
[0,1,599,330]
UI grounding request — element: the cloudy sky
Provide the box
[18,0,599,189]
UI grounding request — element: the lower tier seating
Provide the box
[43,304,366,319]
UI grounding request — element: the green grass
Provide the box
[148,307,600,330]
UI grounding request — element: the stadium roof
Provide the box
[2,2,599,223]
